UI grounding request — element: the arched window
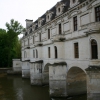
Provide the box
[33,50,35,58]
[91,39,98,59]
[36,49,38,58]
[54,46,58,58]
[24,51,27,58]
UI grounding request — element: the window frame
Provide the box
[95,5,100,22]
[48,47,50,58]
[73,16,77,31]
[74,42,79,58]
[59,23,62,34]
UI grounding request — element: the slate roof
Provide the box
[29,0,86,31]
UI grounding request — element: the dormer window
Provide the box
[46,10,53,22]
[58,8,60,12]
[48,15,49,20]
[56,2,65,16]
[70,0,79,8]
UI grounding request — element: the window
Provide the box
[73,0,76,3]
[36,49,38,58]
[39,33,41,42]
[54,46,58,58]
[95,6,100,22]
[73,16,77,31]
[91,39,98,59]
[58,8,60,12]
[74,43,79,58]
[48,29,50,39]
[48,15,49,20]
[48,47,50,58]
[33,36,34,44]
[28,38,29,45]
[33,50,35,58]
[59,23,62,34]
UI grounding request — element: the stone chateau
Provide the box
[21,0,100,99]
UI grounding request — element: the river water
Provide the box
[0,74,87,100]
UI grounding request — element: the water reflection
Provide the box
[0,74,87,100]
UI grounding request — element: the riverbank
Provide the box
[0,68,12,73]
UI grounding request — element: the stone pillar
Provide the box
[85,66,100,100]
[49,62,67,97]
[30,61,43,85]
[13,59,22,72]
[22,61,30,78]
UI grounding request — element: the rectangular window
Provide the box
[59,23,62,34]
[33,36,34,44]
[48,47,50,58]
[33,50,35,58]
[74,43,79,58]
[73,16,77,31]
[48,29,50,39]
[95,6,100,22]
[28,38,29,45]
[39,33,41,42]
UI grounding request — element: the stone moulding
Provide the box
[85,66,100,71]
[49,62,67,67]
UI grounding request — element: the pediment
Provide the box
[68,10,81,18]
[87,0,99,9]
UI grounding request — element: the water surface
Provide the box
[0,74,87,100]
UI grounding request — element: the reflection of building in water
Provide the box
[21,0,100,99]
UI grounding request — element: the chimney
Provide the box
[25,19,33,28]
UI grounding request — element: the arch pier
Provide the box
[30,60,43,85]
[86,66,100,100]
[49,62,67,97]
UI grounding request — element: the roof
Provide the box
[29,0,86,30]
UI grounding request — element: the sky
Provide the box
[0,0,60,30]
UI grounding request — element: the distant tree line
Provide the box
[0,19,23,67]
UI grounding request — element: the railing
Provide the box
[34,41,43,46]
[51,34,65,42]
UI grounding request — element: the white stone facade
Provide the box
[21,0,100,98]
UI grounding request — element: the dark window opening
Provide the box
[28,38,29,45]
[36,49,38,58]
[25,32,27,36]
[33,50,35,58]
[58,8,60,12]
[74,43,79,58]
[91,39,98,59]
[73,0,76,3]
[95,6,100,22]
[73,16,77,31]
[59,23,62,34]
[48,29,50,39]
[33,36,34,44]
[39,33,41,42]
[54,46,58,58]
[48,15,49,19]
[48,47,50,58]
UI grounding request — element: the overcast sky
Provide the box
[0,0,60,30]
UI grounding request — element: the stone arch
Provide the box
[43,63,50,85]
[67,66,87,96]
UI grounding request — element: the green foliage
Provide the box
[0,19,23,67]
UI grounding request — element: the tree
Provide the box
[5,19,23,67]
[0,19,23,67]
